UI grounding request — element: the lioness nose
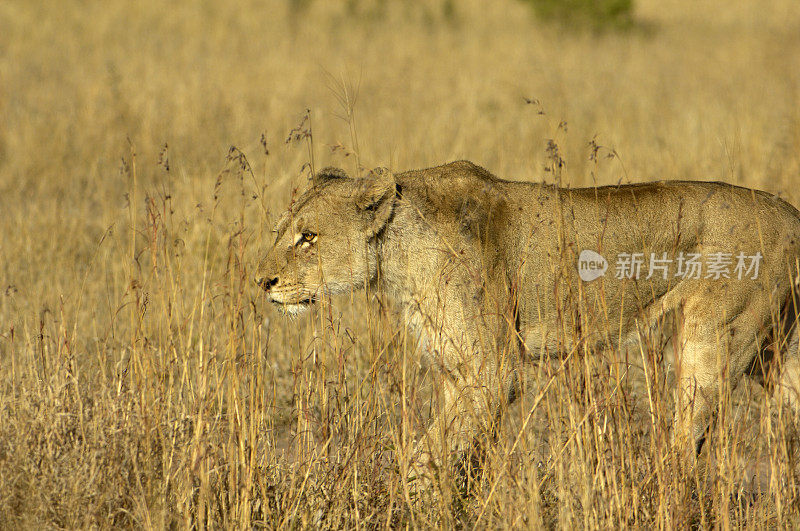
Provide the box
[255,275,279,290]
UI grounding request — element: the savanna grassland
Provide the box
[1,0,800,527]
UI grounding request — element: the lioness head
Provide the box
[255,167,396,316]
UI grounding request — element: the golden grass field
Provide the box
[1,0,800,527]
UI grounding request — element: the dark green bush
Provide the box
[522,0,634,30]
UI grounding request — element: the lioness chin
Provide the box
[256,160,800,489]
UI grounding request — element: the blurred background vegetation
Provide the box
[521,0,634,29]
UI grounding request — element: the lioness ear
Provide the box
[356,167,396,238]
[312,166,349,186]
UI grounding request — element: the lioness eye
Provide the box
[301,231,317,243]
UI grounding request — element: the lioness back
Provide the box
[390,162,800,352]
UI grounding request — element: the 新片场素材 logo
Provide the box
[577,250,763,282]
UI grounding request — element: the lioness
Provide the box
[256,160,800,479]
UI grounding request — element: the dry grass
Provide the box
[1,0,800,527]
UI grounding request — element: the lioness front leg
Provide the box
[411,358,506,495]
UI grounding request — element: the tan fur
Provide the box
[256,161,800,475]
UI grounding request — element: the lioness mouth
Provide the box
[270,296,315,307]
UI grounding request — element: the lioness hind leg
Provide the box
[673,306,761,459]
[776,325,800,413]
[673,340,723,457]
